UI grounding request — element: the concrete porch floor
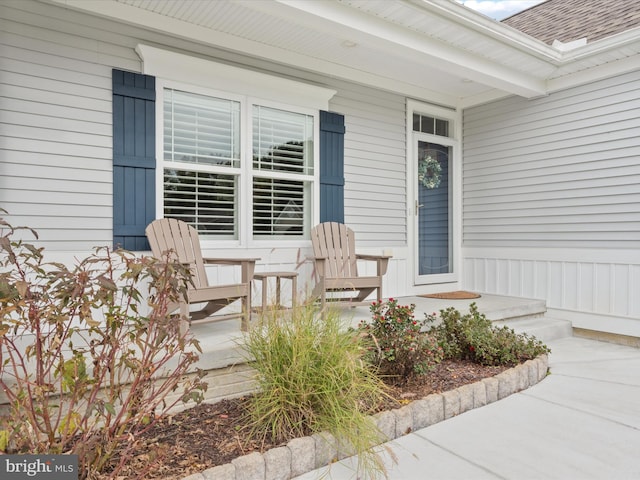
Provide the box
[190,294,551,372]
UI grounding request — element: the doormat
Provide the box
[420,291,481,300]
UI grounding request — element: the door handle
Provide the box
[415,200,424,215]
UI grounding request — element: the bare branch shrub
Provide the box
[0,213,207,478]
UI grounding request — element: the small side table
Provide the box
[253,271,298,310]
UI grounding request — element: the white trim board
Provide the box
[136,44,336,110]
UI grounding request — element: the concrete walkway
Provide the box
[295,336,640,480]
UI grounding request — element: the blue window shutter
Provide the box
[319,111,345,223]
[112,69,156,251]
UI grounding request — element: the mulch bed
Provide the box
[111,359,508,479]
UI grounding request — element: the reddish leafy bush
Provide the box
[358,298,444,380]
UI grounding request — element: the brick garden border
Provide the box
[181,355,549,480]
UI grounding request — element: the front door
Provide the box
[414,138,454,283]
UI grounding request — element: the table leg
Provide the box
[261,278,267,312]
[292,276,297,307]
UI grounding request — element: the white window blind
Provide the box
[253,106,313,175]
[253,177,309,237]
[252,106,313,238]
[163,88,240,238]
[164,89,240,167]
[164,169,238,237]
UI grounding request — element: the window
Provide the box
[163,90,240,236]
[161,87,315,241]
[252,106,313,238]
[133,44,336,246]
[413,113,450,137]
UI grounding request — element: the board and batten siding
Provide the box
[0,0,409,297]
[462,70,640,337]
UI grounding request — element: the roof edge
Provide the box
[408,0,562,61]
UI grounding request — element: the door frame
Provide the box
[406,100,462,287]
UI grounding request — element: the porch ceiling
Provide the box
[46,0,640,108]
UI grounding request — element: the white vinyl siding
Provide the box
[330,82,407,246]
[463,71,640,249]
[4,0,639,332]
[0,0,406,304]
[462,71,640,336]
[0,1,139,250]
[0,0,408,252]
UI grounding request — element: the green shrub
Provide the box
[358,298,443,380]
[0,213,207,479]
[243,303,391,477]
[426,303,550,366]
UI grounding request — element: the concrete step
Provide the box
[494,315,573,343]
[410,294,548,323]
[482,298,547,322]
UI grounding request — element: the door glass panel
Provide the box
[417,141,451,276]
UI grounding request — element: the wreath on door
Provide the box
[418,155,442,189]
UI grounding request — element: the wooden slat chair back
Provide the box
[312,222,358,278]
[145,218,257,332]
[147,218,208,288]
[310,222,391,309]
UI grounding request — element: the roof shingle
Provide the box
[502,0,640,45]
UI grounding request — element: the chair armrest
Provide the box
[202,257,259,284]
[202,257,259,265]
[356,254,392,261]
[356,254,391,276]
